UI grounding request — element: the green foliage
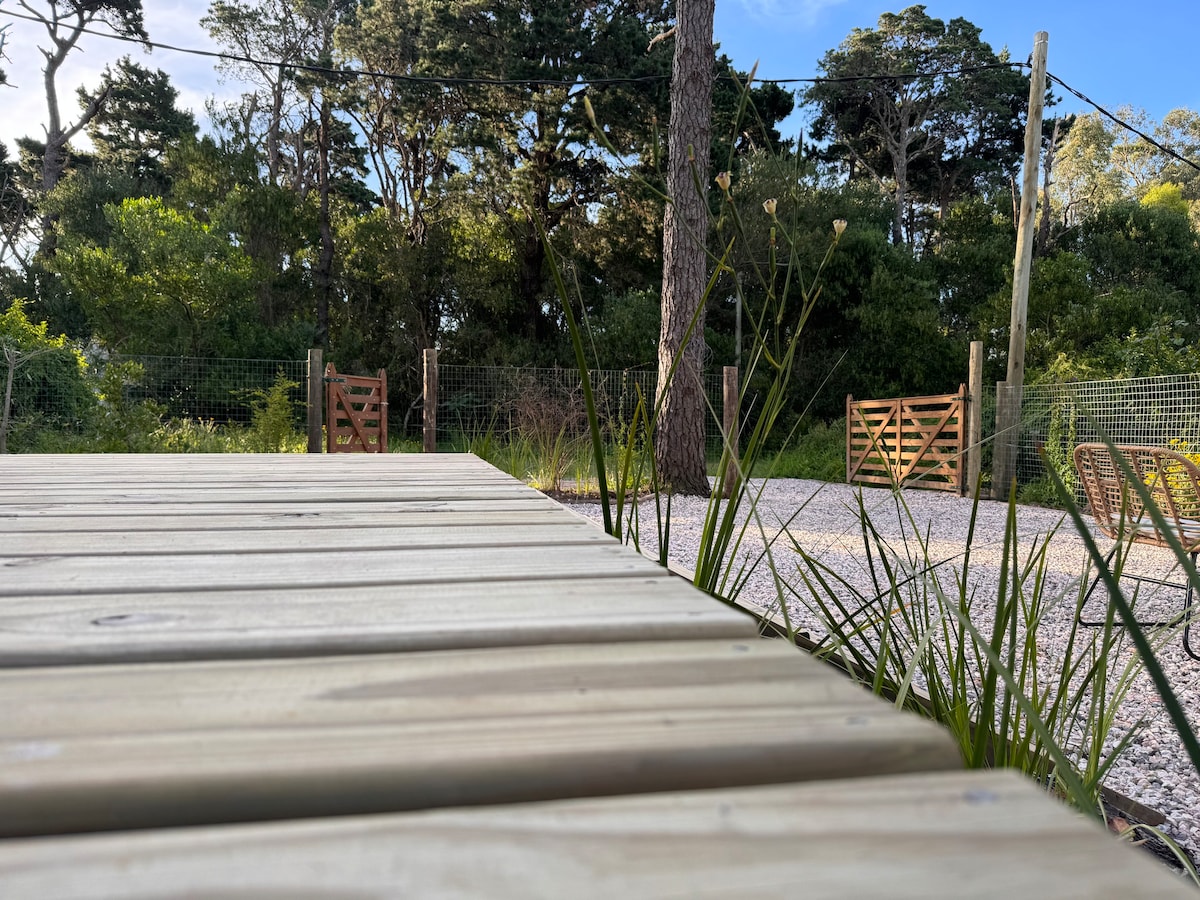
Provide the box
[153,417,230,453]
[791,489,1142,817]
[89,361,166,452]
[757,419,846,482]
[582,290,661,371]
[989,194,1200,382]
[52,197,262,356]
[83,56,198,191]
[1142,182,1190,217]
[0,299,93,451]
[242,371,302,453]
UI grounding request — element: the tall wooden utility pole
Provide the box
[993,31,1048,499]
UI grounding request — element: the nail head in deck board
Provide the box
[0,770,1190,899]
[0,639,962,836]
[0,577,757,666]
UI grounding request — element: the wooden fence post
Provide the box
[423,349,438,453]
[721,365,739,497]
[306,348,323,454]
[966,340,983,496]
[993,382,1020,499]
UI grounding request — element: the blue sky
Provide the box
[0,1,1195,153]
[717,0,1199,139]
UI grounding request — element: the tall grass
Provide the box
[547,80,1173,837]
[785,481,1145,816]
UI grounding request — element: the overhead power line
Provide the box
[1046,73,1200,174]
[2,5,1197,172]
[0,6,1020,88]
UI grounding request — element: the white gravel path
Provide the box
[563,478,1200,857]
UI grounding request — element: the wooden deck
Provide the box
[0,453,1191,897]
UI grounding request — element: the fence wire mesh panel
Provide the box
[1004,373,1200,495]
[0,346,92,436]
[436,365,726,456]
[111,355,308,426]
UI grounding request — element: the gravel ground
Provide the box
[562,478,1200,859]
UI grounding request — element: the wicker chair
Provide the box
[1073,443,1200,659]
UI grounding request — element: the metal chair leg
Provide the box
[1082,547,1200,660]
[1077,543,1121,628]
[1183,552,1199,661]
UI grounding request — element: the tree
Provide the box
[334,0,463,245]
[83,57,197,192]
[20,1,147,256]
[203,0,313,187]
[1050,107,1200,230]
[979,199,1200,381]
[804,5,1027,245]
[50,196,264,356]
[655,0,714,496]
[1050,112,1124,227]
[396,0,673,345]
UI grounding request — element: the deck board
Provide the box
[0,453,754,666]
[0,770,1189,899]
[0,577,756,665]
[0,638,961,837]
[0,521,611,554]
[0,543,663,595]
[0,451,1189,895]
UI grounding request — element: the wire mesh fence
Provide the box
[1,351,310,452]
[111,355,309,426]
[0,346,93,435]
[1003,373,1200,493]
[435,364,727,455]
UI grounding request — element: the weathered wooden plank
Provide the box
[0,498,564,517]
[0,770,1187,899]
[0,522,610,555]
[0,577,758,666]
[0,543,661,596]
[0,507,574,532]
[0,485,536,503]
[0,639,961,837]
[0,467,511,483]
[0,451,486,465]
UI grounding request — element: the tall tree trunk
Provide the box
[655,0,713,497]
[891,148,908,246]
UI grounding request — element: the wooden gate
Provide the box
[325,364,388,453]
[846,386,966,493]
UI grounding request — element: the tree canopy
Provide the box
[0,1,1197,445]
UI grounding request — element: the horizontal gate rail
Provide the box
[846,386,966,494]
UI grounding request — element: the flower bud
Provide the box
[763,198,777,216]
[714,171,731,192]
[833,218,847,236]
